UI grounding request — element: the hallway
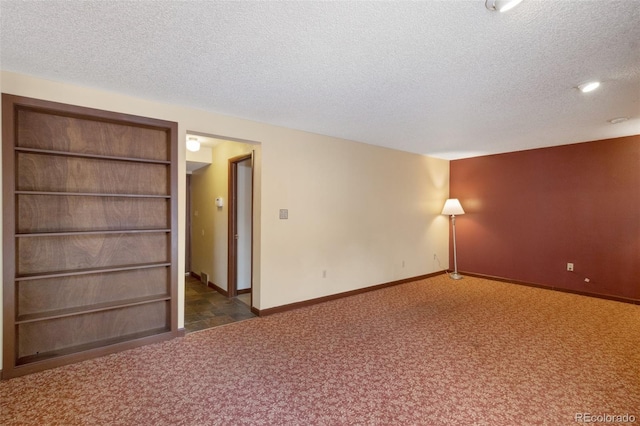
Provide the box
[184,275,256,333]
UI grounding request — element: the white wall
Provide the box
[0,71,451,370]
[259,133,451,308]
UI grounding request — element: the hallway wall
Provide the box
[190,141,255,292]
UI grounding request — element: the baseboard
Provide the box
[237,288,251,295]
[207,281,228,297]
[462,271,640,305]
[189,272,228,297]
[254,271,446,316]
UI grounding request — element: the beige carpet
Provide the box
[1,274,638,425]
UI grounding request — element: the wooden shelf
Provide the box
[15,146,171,164]
[15,262,171,281]
[16,190,170,198]
[16,229,171,238]
[3,94,178,378]
[17,294,171,324]
[15,328,172,366]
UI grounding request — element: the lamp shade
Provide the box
[442,199,465,216]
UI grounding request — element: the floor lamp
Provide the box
[442,198,465,280]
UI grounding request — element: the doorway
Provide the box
[228,154,253,301]
[185,174,191,275]
[184,137,257,333]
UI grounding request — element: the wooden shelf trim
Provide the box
[15,146,171,164]
[15,191,171,198]
[15,328,172,366]
[15,262,171,281]
[3,94,178,379]
[16,229,171,238]
[16,295,171,324]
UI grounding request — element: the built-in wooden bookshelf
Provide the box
[2,94,178,378]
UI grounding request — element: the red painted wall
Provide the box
[450,135,640,301]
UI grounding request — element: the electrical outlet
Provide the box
[322,270,327,278]
[402,260,405,268]
[567,263,574,272]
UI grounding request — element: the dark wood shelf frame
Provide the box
[16,228,171,238]
[15,146,171,164]
[16,294,172,324]
[2,94,179,379]
[15,262,172,281]
[15,327,172,366]
[16,190,171,198]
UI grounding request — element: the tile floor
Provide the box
[184,275,256,333]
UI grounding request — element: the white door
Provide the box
[236,159,252,291]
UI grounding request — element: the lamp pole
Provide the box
[441,198,465,280]
[450,214,463,280]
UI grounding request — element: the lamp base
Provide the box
[449,272,464,280]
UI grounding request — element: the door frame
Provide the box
[227,153,254,299]
[185,173,191,275]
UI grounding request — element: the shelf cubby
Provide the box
[16,327,172,367]
[3,94,178,379]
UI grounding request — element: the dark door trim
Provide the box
[185,174,191,275]
[227,153,253,299]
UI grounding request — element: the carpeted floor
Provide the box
[1,274,639,425]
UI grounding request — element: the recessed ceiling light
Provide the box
[485,0,524,12]
[578,81,601,93]
[608,117,629,124]
[186,136,201,152]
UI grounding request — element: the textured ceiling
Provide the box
[1,0,639,159]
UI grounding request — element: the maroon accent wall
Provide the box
[450,135,640,301]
